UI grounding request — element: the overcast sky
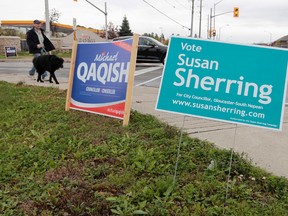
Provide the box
[1,0,287,44]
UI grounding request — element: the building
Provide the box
[271,35,288,49]
[0,20,104,37]
[0,20,106,53]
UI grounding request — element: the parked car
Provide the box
[112,36,167,64]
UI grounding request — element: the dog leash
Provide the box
[41,47,48,55]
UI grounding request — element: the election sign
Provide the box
[5,46,17,58]
[66,35,138,124]
[156,36,288,130]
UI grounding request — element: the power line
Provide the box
[164,0,190,10]
[164,0,176,8]
[173,0,190,10]
[143,0,190,30]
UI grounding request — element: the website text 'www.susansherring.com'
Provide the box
[172,100,265,119]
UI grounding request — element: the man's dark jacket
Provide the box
[26,28,55,54]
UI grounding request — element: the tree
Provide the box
[100,22,119,39]
[49,8,61,37]
[143,32,160,41]
[118,15,133,36]
[0,28,26,39]
[107,22,119,39]
[50,8,61,23]
[143,32,169,45]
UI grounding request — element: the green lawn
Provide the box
[0,81,288,215]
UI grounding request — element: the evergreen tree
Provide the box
[118,15,133,36]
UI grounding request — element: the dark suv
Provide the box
[113,36,167,64]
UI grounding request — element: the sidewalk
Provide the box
[0,63,287,178]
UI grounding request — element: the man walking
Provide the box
[26,19,55,79]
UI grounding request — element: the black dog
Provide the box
[33,55,64,84]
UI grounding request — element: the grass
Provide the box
[1,81,288,215]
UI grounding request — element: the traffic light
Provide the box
[233,7,239,17]
[208,29,216,38]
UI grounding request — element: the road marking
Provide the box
[136,75,162,86]
[134,66,163,76]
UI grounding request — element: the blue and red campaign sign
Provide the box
[68,39,134,119]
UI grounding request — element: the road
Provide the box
[0,61,164,88]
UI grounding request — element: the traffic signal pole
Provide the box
[209,9,238,40]
[214,11,235,18]
[74,0,108,40]
[84,0,108,40]
[213,0,224,40]
[189,0,195,37]
[209,8,213,39]
[210,0,239,40]
[198,0,203,38]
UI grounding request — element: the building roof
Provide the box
[276,35,288,42]
[271,34,288,48]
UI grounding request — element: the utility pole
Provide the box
[44,0,51,38]
[209,8,213,39]
[189,0,195,37]
[207,15,210,39]
[198,0,203,38]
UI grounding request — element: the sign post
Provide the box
[4,47,17,58]
[65,40,78,111]
[123,34,139,126]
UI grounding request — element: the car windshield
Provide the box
[113,36,165,47]
[113,37,130,41]
[146,37,165,46]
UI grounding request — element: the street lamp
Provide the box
[198,0,203,38]
[213,0,224,39]
[218,24,229,40]
[189,0,195,37]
